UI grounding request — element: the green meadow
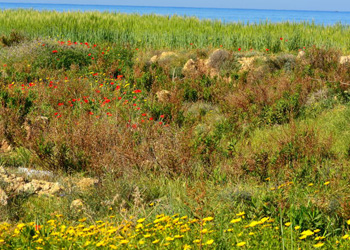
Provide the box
[0,9,350,249]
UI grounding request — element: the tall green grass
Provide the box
[0,9,350,51]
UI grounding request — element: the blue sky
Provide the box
[4,0,350,11]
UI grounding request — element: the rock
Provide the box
[158,52,178,61]
[0,188,8,206]
[0,139,11,153]
[297,50,306,59]
[18,167,53,178]
[182,59,197,75]
[150,52,178,64]
[340,56,350,65]
[76,178,98,191]
[0,166,6,174]
[206,49,229,69]
[238,57,256,71]
[150,55,158,64]
[156,90,171,103]
[0,169,63,196]
[70,199,84,210]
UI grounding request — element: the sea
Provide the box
[0,2,349,25]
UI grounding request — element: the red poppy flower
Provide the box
[160,115,165,118]
[52,50,58,54]
[280,37,283,40]
[238,48,241,51]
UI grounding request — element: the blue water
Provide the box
[0,2,349,25]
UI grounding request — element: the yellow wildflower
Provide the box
[237,242,246,247]
[17,223,26,230]
[137,218,146,223]
[183,244,192,249]
[301,230,314,236]
[313,242,325,248]
[347,220,350,225]
[201,228,208,234]
[175,235,184,239]
[96,241,105,247]
[230,218,242,224]
[248,221,259,227]
[236,212,245,217]
[294,226,300,230]
[152,239,160,244]
[110,245,118,249]
[342,234,349,239]
[285,222,291,227]
[324,181,330,186]
[205,239,214,245]
[203,217,214,222]
[314,229,321,233]
[120,240,129,244]
[308,183,314,187]
[166,237,174,241]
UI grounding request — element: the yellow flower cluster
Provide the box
[1,213,350,249]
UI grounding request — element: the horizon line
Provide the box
[0,2,347,13]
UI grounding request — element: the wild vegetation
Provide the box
[1,10,350,249]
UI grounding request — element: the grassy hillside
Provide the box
[0,12,350,249]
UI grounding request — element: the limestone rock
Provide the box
[206,49,229,69]
[158,52,178,61]
[340,56,350,65]
[0,168,63,196]
[70,199,84,210]
[150,52,178,63]
[0,139,11,153]
[0,166,6,174]
[297,50,306,59]
[76,178,98,191]
[156,90,171,103]
[182,59,197,75]
[238,57,256,71]
[0,188,8,206]
[150,55,158,64]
